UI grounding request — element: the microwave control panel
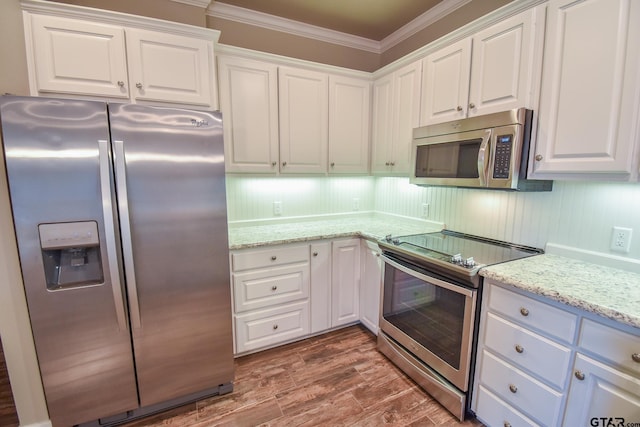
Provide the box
[493,134,513,179]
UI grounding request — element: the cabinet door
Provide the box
[218,56,279,173]
[310,242,331,333]
[359,240,382,334]
[125,28,213,107]
[420,38,471,126]
[29,14,129,98]
[279,66,328,174]
[391,61,422,174]
[328,75,371,174]
[371,74,394,173]
[533,0,640,177]
[468,7,541,117]
[331,239,360,327]
[563,353,640,427]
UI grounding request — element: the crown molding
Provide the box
[207,2,381,53]
[170,0,212,8]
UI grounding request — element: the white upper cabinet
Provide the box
[328,75,371,174]
[420,6,543,126]
[371,60,422,174]
[217,56,279,173]
[532,0,640,179]
[125,29,213,107]
[23,3,219,108]
[278,66,329,174]
[28,14,129,99]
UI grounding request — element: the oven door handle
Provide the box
[381,255,476,298]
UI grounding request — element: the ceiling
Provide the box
[213,0,445,41]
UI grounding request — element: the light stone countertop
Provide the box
[481,253,640,329]
[227,214,442,250]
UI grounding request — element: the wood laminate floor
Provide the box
[0,337,19,427]
[123,325,484,427]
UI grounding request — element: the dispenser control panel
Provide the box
[39,221,100,249]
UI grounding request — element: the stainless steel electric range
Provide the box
[376,230,542,421]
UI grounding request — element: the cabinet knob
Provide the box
[574,370,585,381]
[271,161,277,167]
[282,161,287,167]
[385,162,390,166]
[271,285,277,291]
[271,256,277,261]
[504,422,512,427]
[273,324,278,330]
[515,344,524,354]
[313,252,318,257]
[330,162,335,167]
[520,307,529,317]
[456,105,463,112]
[535,154,543,161]
[390,161,395,166]
[508,384,517,393]
[632,353,640,363]
[135,82,143,89]
[469,102,476,109]
[117,81,125,87]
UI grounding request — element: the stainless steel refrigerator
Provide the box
[0,96,234,427]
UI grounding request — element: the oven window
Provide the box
[415,139,482,178]
[382,265,466,369]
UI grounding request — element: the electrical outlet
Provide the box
[352,198,360,211]
[610,226,632,253]
[421,203,430,218]
[273,201,282,216]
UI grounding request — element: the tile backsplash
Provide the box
[226,175,640,261]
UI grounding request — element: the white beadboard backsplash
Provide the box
[226,175,640,263]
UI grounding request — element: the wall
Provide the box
[227,176,640,269]
[0,1,51,425]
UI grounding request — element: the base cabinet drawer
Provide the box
[479,350,563,426]
[476,385,540,427]
[235,301,310,353]
[579,318,640,376]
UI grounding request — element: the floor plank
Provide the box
[0,337,19,427]
[122,325,484,426]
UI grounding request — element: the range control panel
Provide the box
[493,134,513,179]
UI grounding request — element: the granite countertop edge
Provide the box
[480,254,640,330]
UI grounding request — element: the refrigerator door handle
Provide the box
[113,139,142,330]
[98,139,128,332]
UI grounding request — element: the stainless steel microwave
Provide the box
[410,108,552,191]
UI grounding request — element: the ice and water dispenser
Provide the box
[38,221,104,290]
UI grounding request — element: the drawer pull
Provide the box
[271,285,278,291]
[515,344,524,354]
[520,307,529,317]
[313,252,318,257]
[632,353,640,363]
[509,384,517,393]
[504,422,512,427]
[574,370,585,381]
[271,256,277,261]
[273,324,278,330]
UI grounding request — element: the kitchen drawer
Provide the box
[579,318,640,375]
[231,244,309,272]
[475,385,540,427]
[233,264,309,313]
[489,285,577,343]
[479,350,563,426]
[484,312,571,389]
[235,301,310,353]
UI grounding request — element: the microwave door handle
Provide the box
[477,129,492,186]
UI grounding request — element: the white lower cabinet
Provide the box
[474,281,640,427]
[359,240,382,334]
[231,238,364,354]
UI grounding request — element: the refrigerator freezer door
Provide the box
[109,104,234,406]
[0,97,138,426]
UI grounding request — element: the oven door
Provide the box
[379,254,477,392]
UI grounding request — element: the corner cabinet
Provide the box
[473,280,640,427]
[420,5,545,126]
[359,240,382,335]
[371,60,422,174]
[532,0,640,180]
[22,3,219,108]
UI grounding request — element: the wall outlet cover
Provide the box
[610,226,632,253]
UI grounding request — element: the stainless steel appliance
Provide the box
[377,231,542,420]
[0,96,234,427]
[411,108,552,191]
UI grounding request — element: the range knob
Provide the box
[463,257,476,268]
[392,238,400,245]
[451,254,463,264]
[385,234,393,242]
